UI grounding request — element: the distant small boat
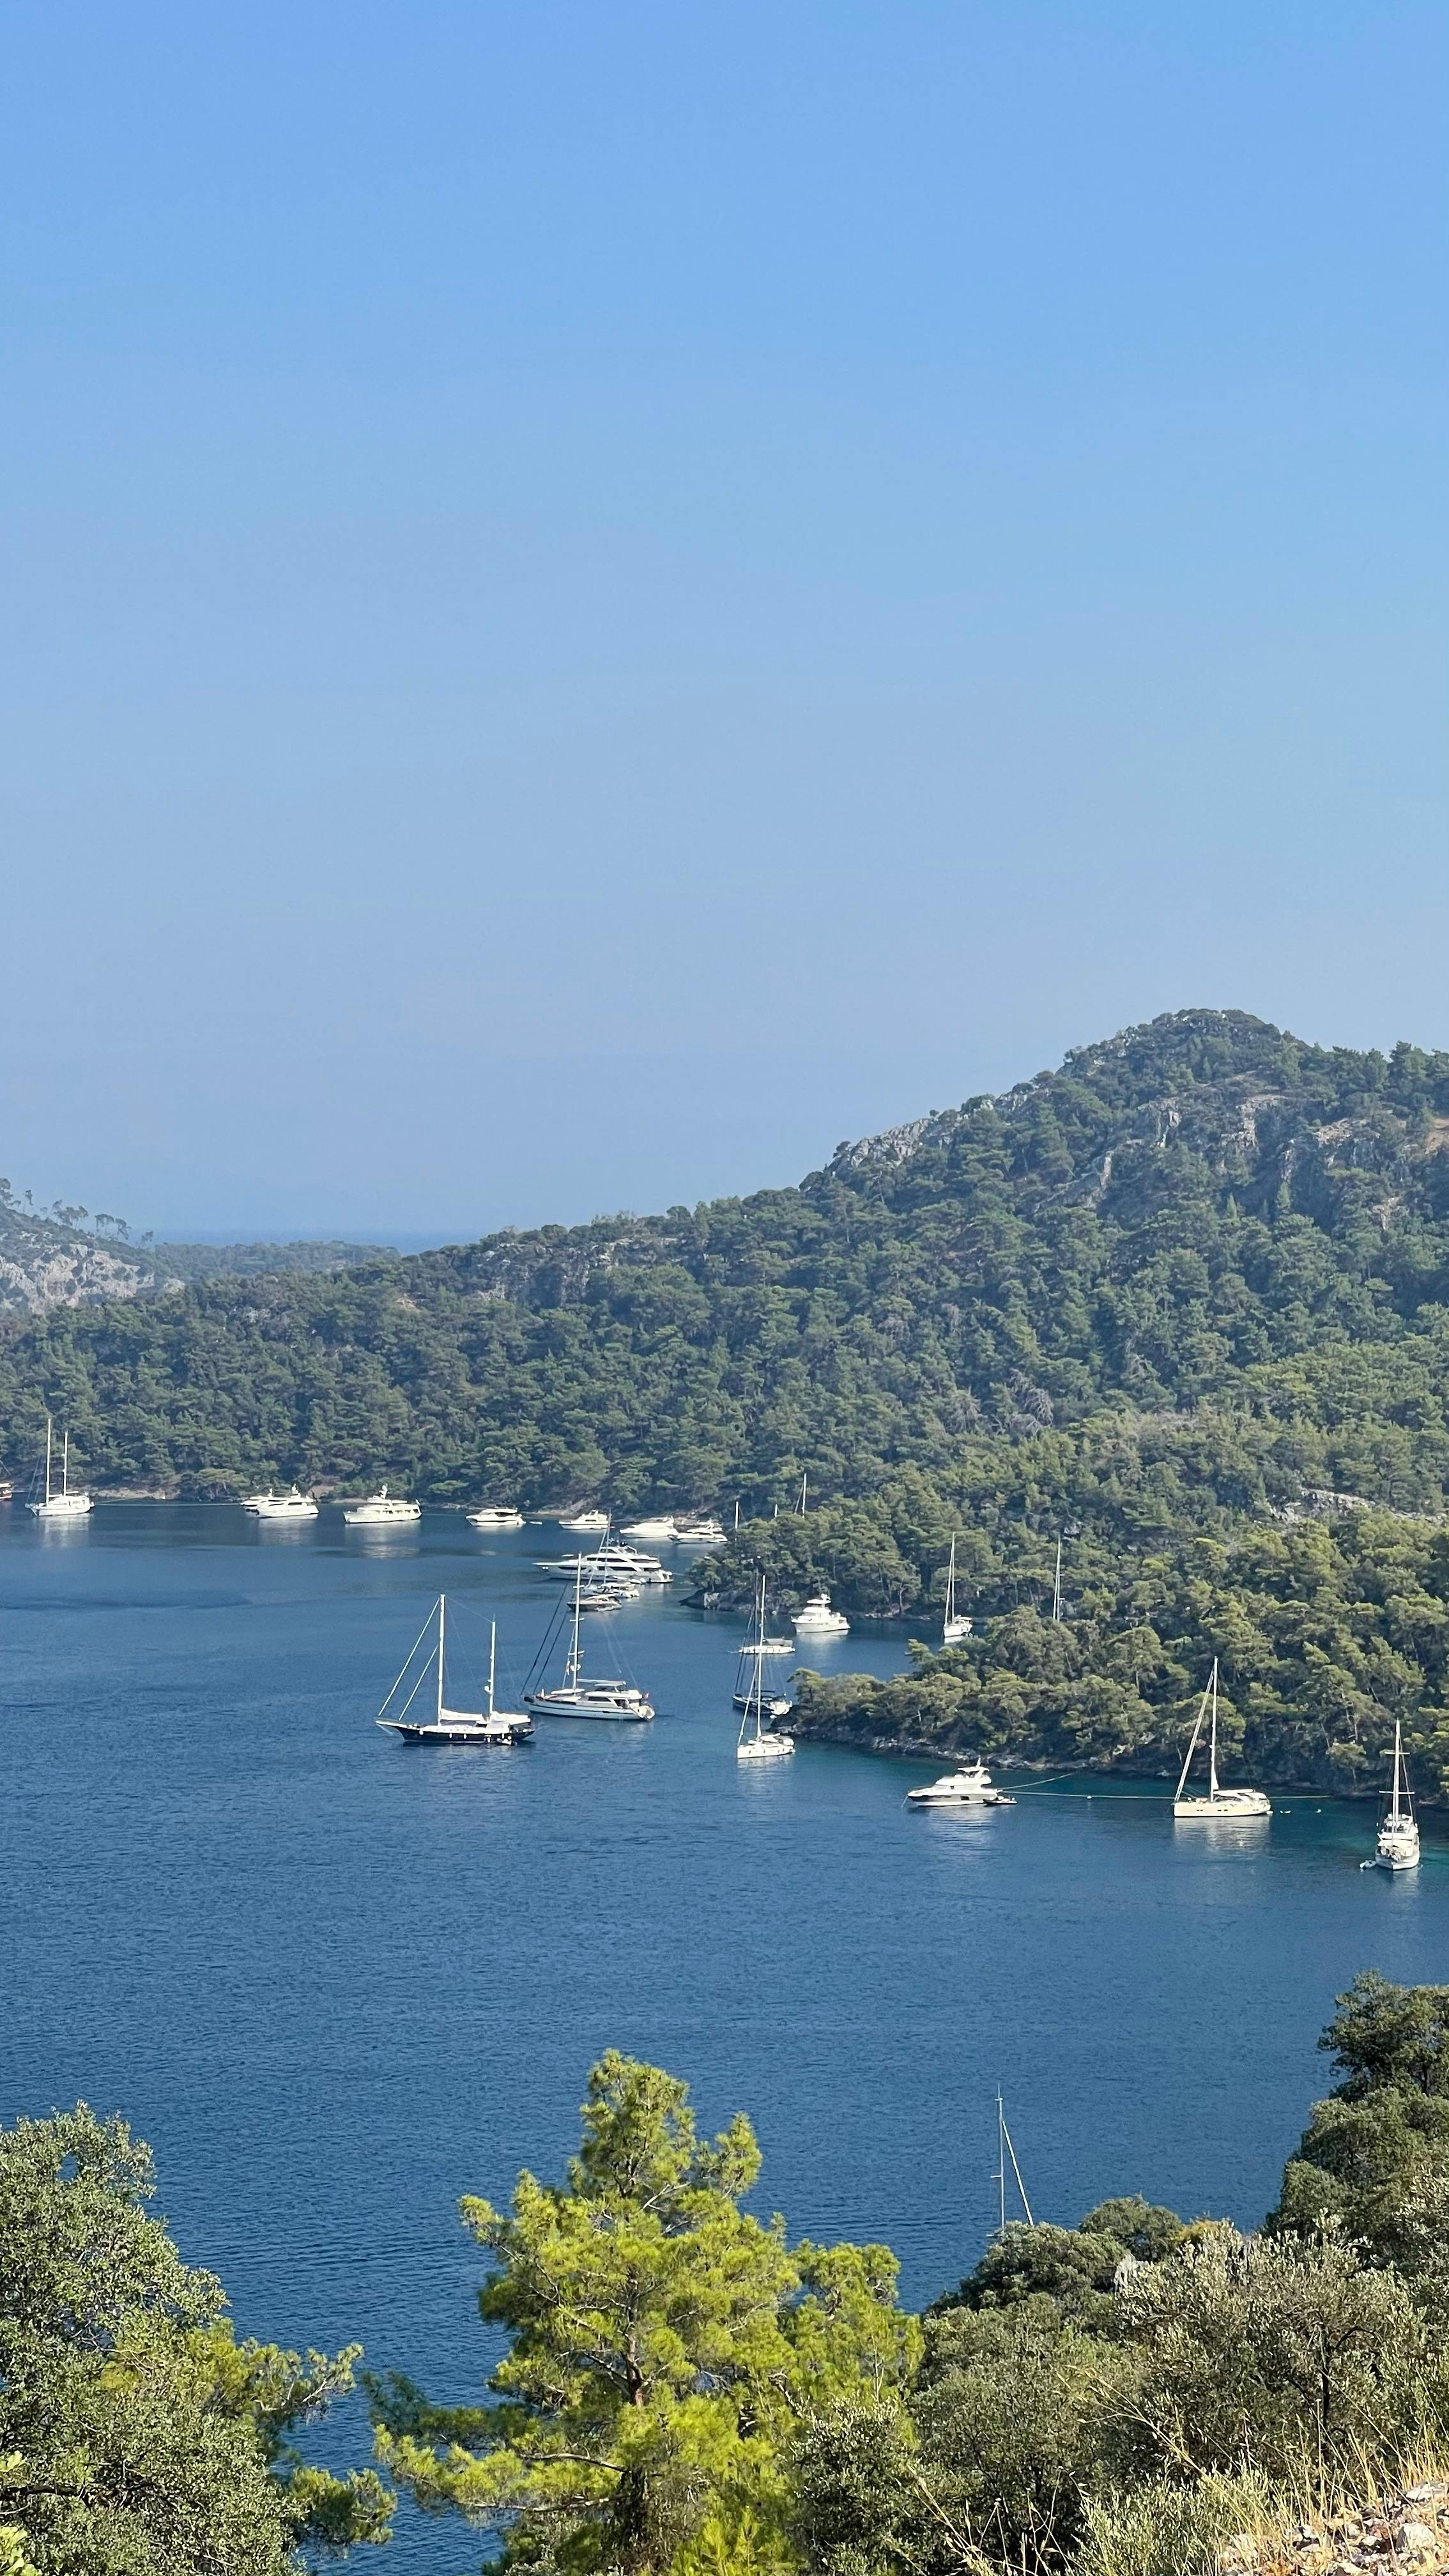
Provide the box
[1365,1719,1419,1871]
[942,1535,972,1646]
[560,1509,609,1532]
[737,1575,795,1761]
[540,1542,671,1585]
[29,1418,92,1522]
[251,1489,319,1522]
[344,1485,421,1527]
[622,1514,678,1541]
[1172,1660,1271,1820]
[378,1598,532,1745]
[739,1636,794,1657]
[907,1761,1011,1808]
[793,1591,848,1637]
[467,1505,525,1529]
[675,1515,725,1545]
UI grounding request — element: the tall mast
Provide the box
[946,1535,956,1625]
[1174,1673,1211,1804]
[44,1414,52,1506]
[1208,1657,1220,1802]
[994,2092,1035,2230]
[1052,1537,1062,1623]
[734,1498,740,1530]
[752,1574,766,1736]
[436,1596,446,1723]
[567,1562,583,1688]
[487,1620,496,1717]
[800,1472,808,1515]
[1392,1719,1403,1823]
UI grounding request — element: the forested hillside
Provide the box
[5,1008,1449,1519]
[0,1177,389,1316]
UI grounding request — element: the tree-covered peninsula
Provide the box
[9,1006,1449,1788]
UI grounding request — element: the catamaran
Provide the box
[1365,1721,1419,1871]
[1172,1660,1271,1819]
[942,1535,972,1646]
[524,1565,654,1720]
[737,1575,794,1761]
[29,1418,93,1521]
[343,1485,422,1526]
[376,1598,533,1744]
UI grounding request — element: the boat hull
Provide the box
[378,1718,532,1745]
[737,1738,794,1761]
[1173,1793,1271,1820]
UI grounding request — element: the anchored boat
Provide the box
[1172,1660,1271,1820]
[377,1598,533,1745]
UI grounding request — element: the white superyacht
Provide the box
[343,1485,422,1527]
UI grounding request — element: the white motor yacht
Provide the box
[524,1565,655,1721]
[942,1535,972,1646]
[675,1515,725,1545]
[378,1600,533,1745]
[622,1514,678,1541]
[29,1419,93,1521]
[1172,1660,1271,1820]
[907,1761,1012,1807]
[540,1543,671,1585]
[467,1505,525,1529]
[560,1509,609,1532]
[343,1485,422,1527]
[793,1591,849,1637]
[252,1488,319,1522]
[1365,1720,1419,1871]
[740,1636,795,1657]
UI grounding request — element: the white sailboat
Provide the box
[942,1535,972,1646]
[343,1485,422,1526]
[1172,1660,1271,1820]
[737,1575,794,1761]
[1366,1721,1420,1871]
[376,1598,533,1744]
[29,1418,93,1521]
[524,1564,654,1721]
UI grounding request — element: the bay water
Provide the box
[2,1506,1443,2570]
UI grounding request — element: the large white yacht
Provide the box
[524,1567,654,1721]
[377,1599,533,1745]
[675,1515,726,1545]
[793,1591,849,1637]
[907,1761,1012,1808]
[540,1541,671,1585]
[622,1514,678,1541]
[1172,1660,1271,1820]
[1366,1721,1419,1871]
[30,1419,93,1521]
[467,1505,525,1529]
[343,1485,422,1527]
[560,1509,609,1533]
[251,1489,319,1522]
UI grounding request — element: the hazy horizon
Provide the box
[4,4,1443,1238]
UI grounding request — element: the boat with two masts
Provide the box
[1172,1660,1271,1820]
[377,1597,533,1745]
[524,1565,654,1721]
[1365,1720,1419,1871]
[29,1418,93,1522]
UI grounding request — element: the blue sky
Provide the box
[3,2,1444,1238]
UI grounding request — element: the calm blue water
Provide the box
[3,1505,1445,2568]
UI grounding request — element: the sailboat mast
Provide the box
[800,1472,808,1515]
[996,2092,1006,2234]
[44,1414,52,1506]
[1208,1659,1220,1801]
[1392,1719,1404,1824]
[946,1536,956,1625]
[436,1596,446,1723]
[62,1430,69,1498]
[567,1563,583,1687]
[1052,1537,1062,1623]
[487,1620,497,1717]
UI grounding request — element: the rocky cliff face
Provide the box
[0,1206,167,1316]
